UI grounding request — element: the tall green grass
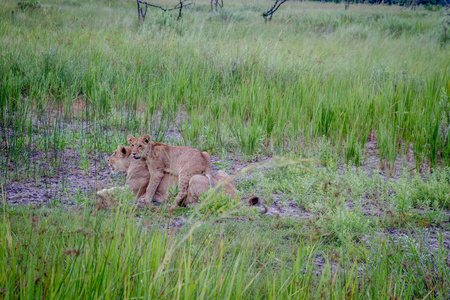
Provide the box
[2,189,449,299]
[0,0,449,185]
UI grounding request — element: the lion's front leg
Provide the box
[145,171,164,203]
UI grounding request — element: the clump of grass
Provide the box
[17,0,41,11]
[392,167,450,209]
[317,207,373,245]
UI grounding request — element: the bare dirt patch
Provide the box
[3,149,112,206]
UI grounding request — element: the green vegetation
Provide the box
[1,0,449,298]
[1,152,449,298]
[2,180,449,299]
[1,0,449,181]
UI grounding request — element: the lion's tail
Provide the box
[201,151,216,188]
[248,196,269,215]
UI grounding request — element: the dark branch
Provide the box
[137,0,193,21]
[211,0,224,13]
[262,0,288,21]
[177,0,183,20]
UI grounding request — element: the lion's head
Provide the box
[108,145,131,173]
[127,134,151,160]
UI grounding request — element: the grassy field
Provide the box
[1,0,449,170]
[1,0,450,298]
[2,166,450,299]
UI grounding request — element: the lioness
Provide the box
[127,134,214,205]
[99,145,237,204]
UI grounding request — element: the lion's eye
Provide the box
[132,144,134,147]
[138,145,142,148]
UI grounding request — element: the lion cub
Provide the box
[127,134,214,205]
[98,145,175,202]
[186,170,237,205]
[99,144,237,204]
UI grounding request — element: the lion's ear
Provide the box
[119,145,127,156]
[127,135,135,145]
[143,134,151,144]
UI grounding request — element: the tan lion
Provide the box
[99,144,237,204]
[127,134,214,205]
[97,145,172,202]
[186,170,237,205]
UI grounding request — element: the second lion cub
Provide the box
[127,134,213,205]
